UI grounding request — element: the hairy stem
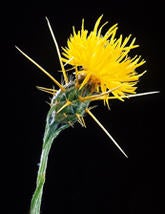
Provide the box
[30,118,68,214]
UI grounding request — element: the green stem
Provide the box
[30,137,53,214]
[30,118,69,214]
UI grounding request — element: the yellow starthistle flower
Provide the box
[15,16,159,214]
[62,15,146,102]
[15,15,158,158]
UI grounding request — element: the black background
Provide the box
[3,1,164,213]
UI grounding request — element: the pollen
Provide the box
[62,15,146,101]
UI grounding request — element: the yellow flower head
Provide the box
[15,16,158,159]
[62,15,146,100]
